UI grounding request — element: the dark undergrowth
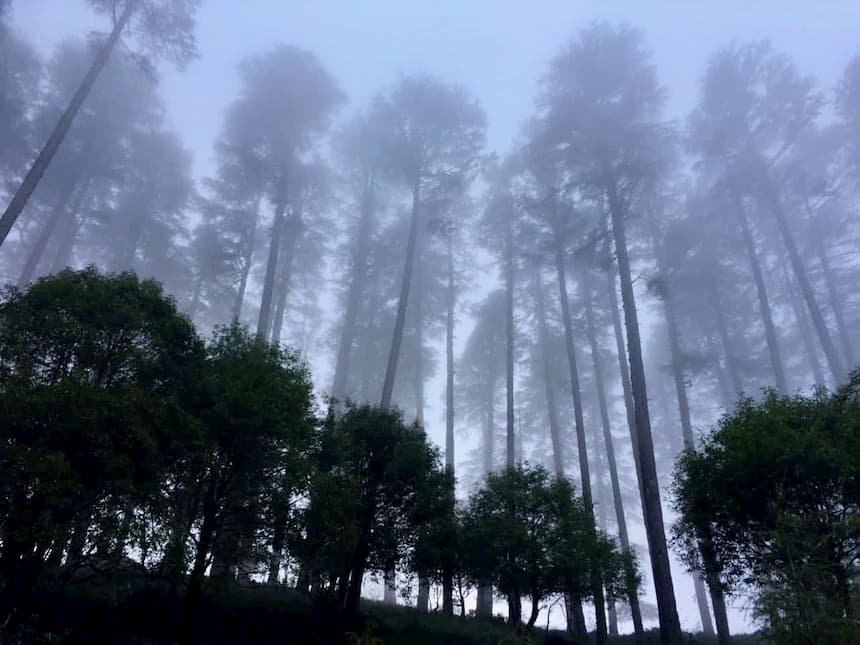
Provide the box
[0,579,763,644]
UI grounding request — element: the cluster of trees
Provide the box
[1,1,859,642]
[0,269,634,635]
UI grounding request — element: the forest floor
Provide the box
[3,579,761,644]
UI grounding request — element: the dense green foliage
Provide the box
[673,377,860,643]
[0,268,635,640]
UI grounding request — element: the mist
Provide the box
[1,1,858,641]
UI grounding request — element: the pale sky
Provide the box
[9,0,860,635]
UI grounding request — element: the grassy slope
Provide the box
[9,580,762,644]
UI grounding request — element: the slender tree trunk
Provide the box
[607,178,681,645]
[653,247,715,637]
[446,233,455,470]
[582,267,645,643]
[709,281,744,396]
[760,178,845,382]
[383,569,397,605]
[188,273,203,319]
[736,194,788,394]
[532,269,565,476]
[18,175,85,287]
[269,210,301,343]
[0,0,139,247]
[504,210,516,467]
[606,260,643,492]
[816,239,854,367]
[551,226,607,644]
[477,383,495,618]
[232,194,261,321]
[50,200,87,273]
[257,170,288,339]
[359,274,381,402]
[332,175,375,401]
[786,274,825,386]
[381,175,421,408]
[699,524,731,645]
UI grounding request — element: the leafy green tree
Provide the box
[295,404,443,614]
[0,267,204,623]
[179,323,315,615]
[673,375,860,643]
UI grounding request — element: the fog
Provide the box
[2,0,859,637]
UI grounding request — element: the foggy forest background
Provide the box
[1,0,859,639]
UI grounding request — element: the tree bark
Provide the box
[332,175,375,401]
[269,208,301,343]
[257,170,288,339]
[816,238,854,368]
[417,578,430,612]
[532,269,565,476]
[607,177,681,645]
[759,178,846,382]
[232,194,261,321]
[653,250,715,637]
[582,266,645,643]
[18,174,85,287]
[735,194,788,394]
[551,225,607,644]
[504,207,516,468]
[445,232,455,470]
[381,175,421,408]
[786,274,825,386]
[0,0,139,247]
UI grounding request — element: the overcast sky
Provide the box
[10,0,860,634]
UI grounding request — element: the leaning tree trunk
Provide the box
[551,225,608,644]
[816,238,854,367]
[708,281,744,397]
[0,0,139,247]
[607,177,682,645]
[653,245,716,638]
[786,273,825,386]
[18,174,86,287]
[760,177,846,383]
[582,266,645,643]
[332,175,375,401]
[381,174,421,408]
[532,269,565,476]
[504,210,516,468]
[257,170,289,339]
[735,194,788,394]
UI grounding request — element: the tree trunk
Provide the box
[332,175,375,401]
[383,569,397,605]
[504,209,516,468]
[507,584,522,626]
[786,275,825,386]
[582,266,645,642]
[381,175,420,408]
[760,178,846,382]
[445,232,455,470]
[532,269,565,476]
[816,238,854,367]
[567,593,588,637]
[607,178,681,645]
[657,264,715,636]
[18,174,85,287]
[736,194,787,394]
[476,583,493,618]
[0,0,139,247]
[269,209,301,343]
[709,281,744,396]
[606,259,643,494]
[699,526,732,645]
[232,194,261,321]
[527,590,541,627]
[552,227,607,644]
[257,170,288,339]
[417,577,430,612]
